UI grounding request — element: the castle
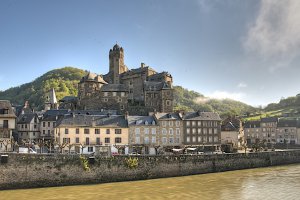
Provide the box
[76,44,174,115]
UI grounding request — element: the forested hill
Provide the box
[0,67,86,109]
[0,67,257,117]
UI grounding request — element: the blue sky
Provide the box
[1,0,300,107]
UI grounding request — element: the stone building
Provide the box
[182,111,222,150]
[127,115,159,155]
[55,113,128,154]
[244,121,261,145]
[260,117,278,144]
[77,44,174,115]
[276,119,299,145]
[221,117,243,148]
[17,113,40,144]
[0,100,16,152]
[154,112,183,150]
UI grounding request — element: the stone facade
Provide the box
[17,113,40,143]
[183,112,222,149]
[0,100,16,151]
[77,44,174,114]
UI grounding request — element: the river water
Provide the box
[1,164,300,200]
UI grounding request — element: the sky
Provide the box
[1,0,300,107]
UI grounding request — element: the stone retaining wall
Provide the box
[1,150,300,190]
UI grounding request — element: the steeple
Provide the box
[45,88,58,111]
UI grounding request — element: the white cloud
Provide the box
[237,82,247,88]
[243,0,300,71]
[206,90,246,101]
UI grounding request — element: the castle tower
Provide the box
[109,43,128,84]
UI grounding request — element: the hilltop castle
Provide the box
[75,44,174,115]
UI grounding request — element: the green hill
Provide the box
[243,95,300,121]
[0,67,86,109]
[0,67,257,117]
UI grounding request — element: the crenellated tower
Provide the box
[109,43,128,84]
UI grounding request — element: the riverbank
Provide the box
[1,150,300,190]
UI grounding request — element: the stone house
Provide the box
[55,113,129,154]
[127,115,159,155]
[276,119,299,145]
[221,117,243,148]
[0,100,16,151]
[260,117,278,144]
[182,111,222,150]
[17,113,40,144]
[154,112,183,150]
[244,121,261,145]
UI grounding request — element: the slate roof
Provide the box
[277,119,298,127]
[59,96,78,103]
[80,72,107,84]
[261,117,278,123]
[244,121,261,128]
[154,112,182,120]
[17,113,37,124]
[143,81,172,91]
[127,116,157,126]
[70,110,118,115]
[0,100,16,118]
[120,66,156,77]
[57,114,128,128]
[183,112,221,121]
[148,71,172,80]
[100,84,128,92]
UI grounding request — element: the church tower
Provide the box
[44,88,59,111]
[109,43,128,84]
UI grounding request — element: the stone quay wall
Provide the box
[1,150,300,190]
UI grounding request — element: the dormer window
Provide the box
[145,121,149,125]
[152,121,156,125]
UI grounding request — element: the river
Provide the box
[1,164,300,200]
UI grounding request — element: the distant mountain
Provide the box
[0,67,257,117]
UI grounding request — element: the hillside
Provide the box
[0,67,86,109]
[173,86,257,118]
[243,95,300,121]
[0,67,257,117]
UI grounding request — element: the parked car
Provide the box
[213,150,224,154]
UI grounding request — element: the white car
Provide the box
[18,147,37,154]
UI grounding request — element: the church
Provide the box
[75,44,174,115]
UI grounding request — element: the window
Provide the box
[104,92,108,96]
[198,128,201,134]
[115,129,122,134]
[121,92,125,97]
[43,122,45,127]
[34,124,37,129]
[186,121,190,126]
[192,128,196,134]
[186,136,190,143]
[198,136,202,142]
[187,128,190,134]
[152,136,156,143]
[169,121,173,126]
[214,136,218,142]
[120,105,124,110]
[43,130,45,134]
[162,137,167,144]
[192,121,196,126]
[144,128,149,134]
[135,128,140,135]
[48,122,50,127]
[105,137,110,143]
[208,136,212,142]
[198,121,201,126]
[135,136,140,144]
[176,121,180,127]
[21,124,24,129]
[144,137,149,144]
[106,129,110,134]
[214,128,218,134]
[84,129,90,134]
[151,128,156,135]
[63,138,70,144]
[53,122,56,127]
[175,137,180,143]
[203,137,207,143]
[169,137,174,144]
[103,98,108,102]
[86,137,90,145]
[47,130,50,135]
[209,128,212,134]
[96,137,101,145]
[169,128,173,135]
[25,124,27,129]
[113,92,117,96]
[162,121,166,127]
[115,137,122,143]
[33,132,35,136]
[176,128,180,135]
[166,100,171,106]
[88,147,93,152]
[95,129,100,134]
[76,128,79,134]
[162,128,167,135]
[65,128,69,134]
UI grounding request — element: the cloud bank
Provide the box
[244,0,300,71]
